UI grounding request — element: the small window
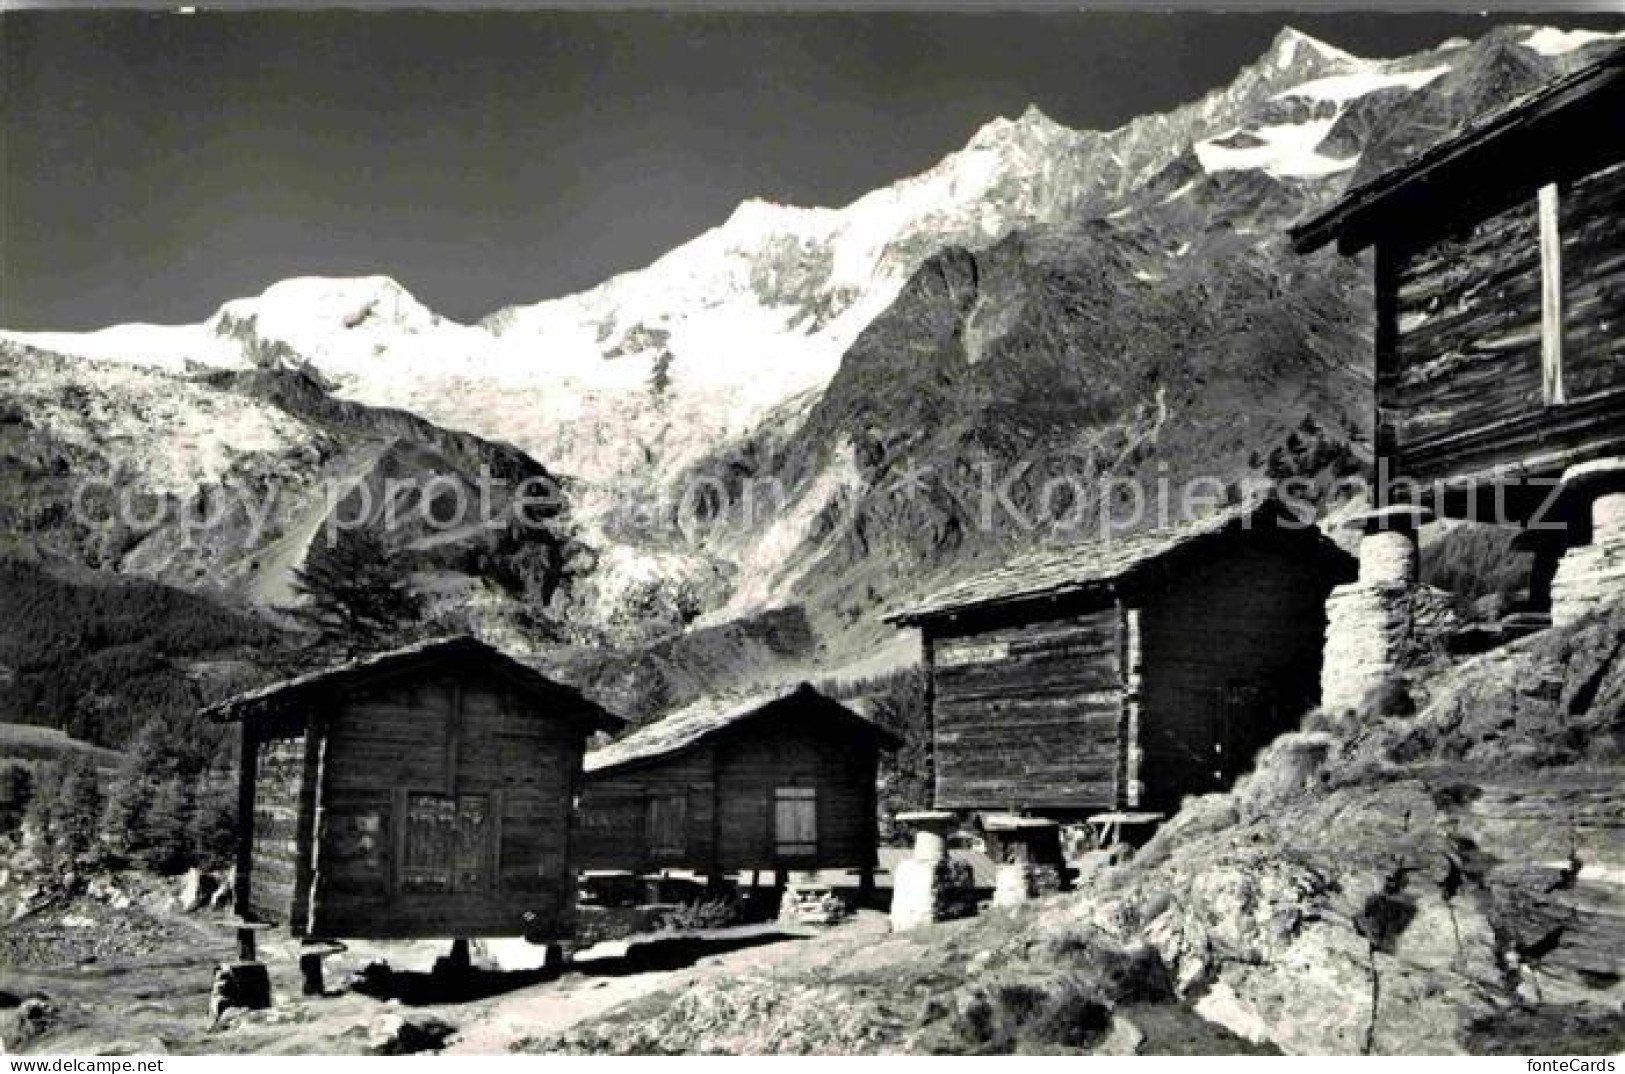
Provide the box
[774,786,817,859]
[647,794,687,858]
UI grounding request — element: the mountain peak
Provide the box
[1269,26,1359,67]
[966,102,1072,150]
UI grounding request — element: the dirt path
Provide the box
[446,915,891,1053]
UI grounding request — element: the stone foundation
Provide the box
[1321,582,1459,712]
[210,960,271,1023]
[778,878,848,926]
[990,862,1068,909]
[1551,488,1625,627]
[891,856,978,928]
[890,810,976,931]
[1320,506,1460,713]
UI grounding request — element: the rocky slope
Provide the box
[528,600,1624,1055]
[0,339,589,669]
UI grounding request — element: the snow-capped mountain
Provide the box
[1,27,1476,492]
[3,23,1620,694]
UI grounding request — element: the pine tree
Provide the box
[189,756,238,869]
[143,775,196,874]
[100,722,167,864]
[289,527,424,659]
[0,763,32,834]
[51,757,104,866]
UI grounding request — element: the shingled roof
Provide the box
[1292,46,1625,255]
[886,496,1348,625]
[585,683,899,775]
[201,634,623,733]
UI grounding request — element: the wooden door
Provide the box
[647,793,688,860]
[1214,681,1274,787]
[773,786,817,859]
[452,794,491,892]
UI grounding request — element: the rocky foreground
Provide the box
[534,602,1625,1055]
[5,602,1618,1056]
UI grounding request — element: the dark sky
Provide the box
[4,8,1623,330]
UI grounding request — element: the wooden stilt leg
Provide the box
[448,937,472,973]
[299,951,325,996]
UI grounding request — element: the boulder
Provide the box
[5,994,56,1050]
[361,1013,456,1055]
[176,868,218,913]
[209,961,271,1024]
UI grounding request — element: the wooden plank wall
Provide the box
[1559,158,1625,404]
[311,673,583,939]
[247,734,309,925]
[927,608,1121,812]
[1387,196,1546,482]
[1381,157,1624,496]
[713,717,880,872]
[579,709,882,875]
[576,748,717,873]
[1135,539,1330,813]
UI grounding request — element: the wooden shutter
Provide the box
[452,794,491,892]
[402,792,489,893]
[402,794,455,893]
[774,787,817,858]
[647,793,688,858]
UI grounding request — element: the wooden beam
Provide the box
[1373,242,1401,486]
[234,723,257,921]
[302,712,331,937]
[1121,607,1143,810]
[1538,182,1567,406]
[391,786,408,899]
[920,632,938,809]
[445,679,464,797]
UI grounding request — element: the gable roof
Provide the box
[885,496,1350,626]
[1293,47,1625,255]
[201,634,624,733]
[585,683,899,775]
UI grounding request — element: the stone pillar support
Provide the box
[983,815,1068,908]
[890,810,972,931]
[1551,459,1625,626]
[1320,504,1436,714]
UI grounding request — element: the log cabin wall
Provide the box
[307,673,584,940]
[576,747,718,874]
[925,605,1122,814]
[1558,158,1625,408]
[713,719,880,873]
[246,730,313,925]
[578,711,883,875]
[1378,155,1625,507]
[1134,539,1331,813]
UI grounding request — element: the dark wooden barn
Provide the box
[886,499,1354,818]
[577,684,899,883]
[1292,49,1625,526]
[203,635,623,942]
